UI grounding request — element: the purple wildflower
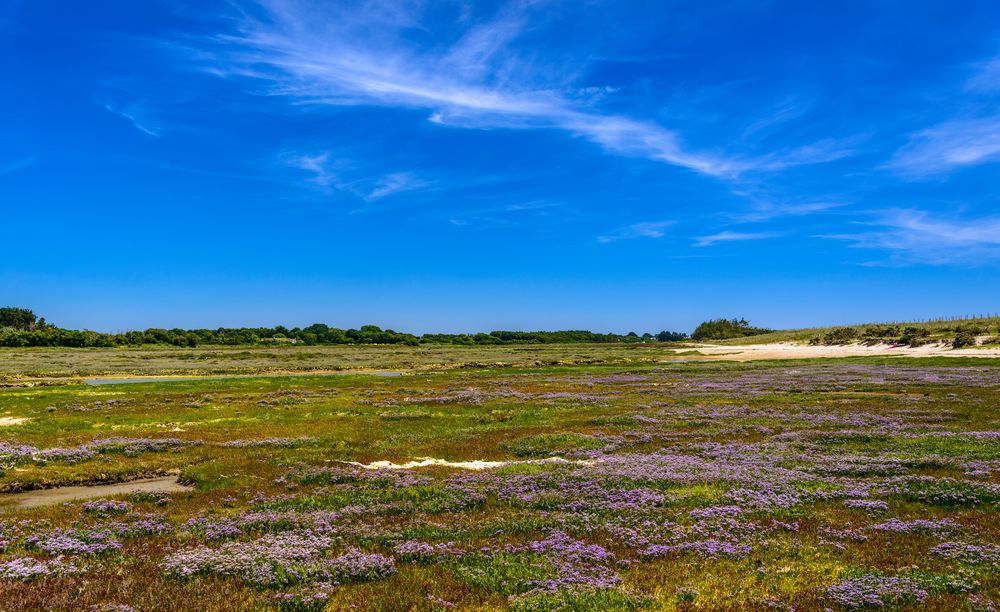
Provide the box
[825,575,928,608]
[0,556,79,581]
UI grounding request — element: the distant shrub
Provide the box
[953,331,976,349]
[690,318,773,341]
[861,325,901,344]
[900,327,930,347]
[817,327,859,345]
[655,330,688,342]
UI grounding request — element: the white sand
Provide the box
[0,417,30,427]
[343,456,592,471]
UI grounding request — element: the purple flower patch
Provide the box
[825,575,929,608]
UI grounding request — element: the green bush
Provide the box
[900,327,930,347]
[818,327,859,345]
[953,331,976,348]
[690,318,773,341]
[861,325,901,344]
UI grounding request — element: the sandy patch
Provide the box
[0,417,30,426]
[343,456,592,471]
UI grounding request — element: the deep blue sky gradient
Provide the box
[3,1,1000,333]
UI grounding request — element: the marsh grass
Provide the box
[0,355,998,608]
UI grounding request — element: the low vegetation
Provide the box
[0,352,997,609]
[809,322,1000,348]
[710,316,1000,348]
[0,343,690,383]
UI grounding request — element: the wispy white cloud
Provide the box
[748,138,857,172]
[598,220,674,243]
[284,151,341,188]
[365,172,429,201]
[448,200,564,228]
[965,56,1000,93]
[103,103,162,136]
[729,200,844,223]
[283,150,431,205]
[694,231,779,247]
[885,52,1000,178]
[823,209,1000,265]
[169,0,847,179]
[887,116,1000,177]
[740,98,811,140]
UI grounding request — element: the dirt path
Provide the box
[0,477,192,511]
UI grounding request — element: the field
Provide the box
[0,344,689,383]
[0,349,998,610]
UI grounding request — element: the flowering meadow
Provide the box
[0,358,998,609]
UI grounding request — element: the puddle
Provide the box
[342,456,594,471]
[0,477,192,511]
[84,371,402,385]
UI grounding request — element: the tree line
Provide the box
[0,307,688,348]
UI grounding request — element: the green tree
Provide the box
[691,318,773,341]
[0,307,37,330]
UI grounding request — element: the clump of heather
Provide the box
[325,548,396,582]
[825,575,929,608]
[90,437,200,456]
[882,477,996,507]
[393,540,466,563]
[83,499,133,516]
[0,556,79,581]
[688,505,744,518]
[104,513,173,537]
[870,518,960,535]
[0,437,199,466]
[968,594,998,611]
[726,488,803,510]
[183,516,243,540]
[161,532,335,586]
[25,528,122,556]
[930,541,1000,566]
[455,531,622,596]
[129,491,171,506]
[641,539,752,560]
[221,436,316,448]
[844,499,888,513]
[519,531,621,592]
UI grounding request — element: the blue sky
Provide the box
[3,0,1000,333]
